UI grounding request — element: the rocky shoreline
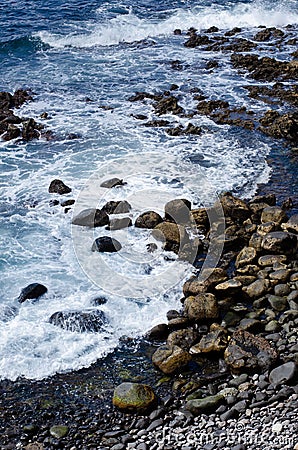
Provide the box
[1,22,298,450]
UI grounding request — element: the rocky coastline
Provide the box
[1,23,298,450]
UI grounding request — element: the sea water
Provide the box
[0,0,297,380]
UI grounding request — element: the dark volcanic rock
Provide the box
[135,211,163,229]
[154,95,184,115]
[259,111,298,141]
[72,208,109,227]
[49,309,106,332]
[100,178,127,188]
[92,236,122,252]
[48,179,72,195]
[102,200,131,214]
[17,283,48,303]
[261,231,297,254]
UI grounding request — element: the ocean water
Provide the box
[0,0,297,380]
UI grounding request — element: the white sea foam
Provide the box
[36,1,298,48]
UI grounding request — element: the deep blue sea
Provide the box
[0,0,297,380]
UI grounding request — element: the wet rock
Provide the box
[274,283,291,296]
[49,309,106,332]
[2,125,21,141]
[106,217,132,230]
[215,279,242,295]
[146,242,158,253]
[184,293,219,321]
[190,326,228,354]
[261,231,297,254]
[282,214,298,233]
[146,324,169,341]
[269,361,297,386]
[248,233,263,252]
[257,221,276,236]
[184,33,211,48]
[254,28,273,41]
[90,296,108,306]
[268,295,288,311]
[50,425,69,439]
[190,208,209,228]
[260,111,298,141]
[218,192,251,222]
[152,222,188,252]
[164,198,191,224]
[224,330,278,373]
[113,383,156,413]
[235,246,257,268]
[197,99,229,115]
[249,193,276,206]
[102,200,131,214]
[243,279,270,299]
[154,95,184,115]
[135,211,163,229]
[17,283,48,303]
[152,345,191,374]
[72,208,109,227]
[261,206,288,224]
[60,199,75,207]
[48,179,72,195]
[183,268,228,296]
[258,254,287,266]
[100,178,126,188]
[22,118,42,141]
[92,236,122,252]
[167,328,198,351]
[186,394,224,415]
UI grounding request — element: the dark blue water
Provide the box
[0,0,297,380]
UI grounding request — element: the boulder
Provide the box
[224,329,278,373]
[48,179,71,195]
[72,208,109,227]
[249,233,263,252]
[218,192,251,222]
[261,231,297,254]
[269,361,297,386]
[102,200,131,214]
[249,193,276,206]
[282,214,298,234]
[152,222,188,253]
[184,293,219,321]
[261,206,288,224]
[190,327,228,354]
[235,246,257,268]
[106,217,132,230]
[113,382,156,413]
[183,268,227,296]
[257,221,276,236]
[100,178,126,188]
[152,345,191,374]
[190,208,209,228]
[135,211,163,229]
[167,328,198,351]
[17,283,48,303]
[49,309,106,332]
[92,236,122,252]
[164,198,191,224]
[243,279,270,299]
[146,324,169,341]
[268,295,288,312]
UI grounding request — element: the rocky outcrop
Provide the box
[48,179,72,195]
[49,309,106,332]
[17,283,48,303]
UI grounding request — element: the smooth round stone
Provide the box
[235,247,257,268]
[50,425,69,439]
[113,383,156,412]
[268,295,288,311]
[274,283,291,296]
[269,362,297,386]
[269,269,291,282]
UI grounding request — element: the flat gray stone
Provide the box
[269,361,296,386]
